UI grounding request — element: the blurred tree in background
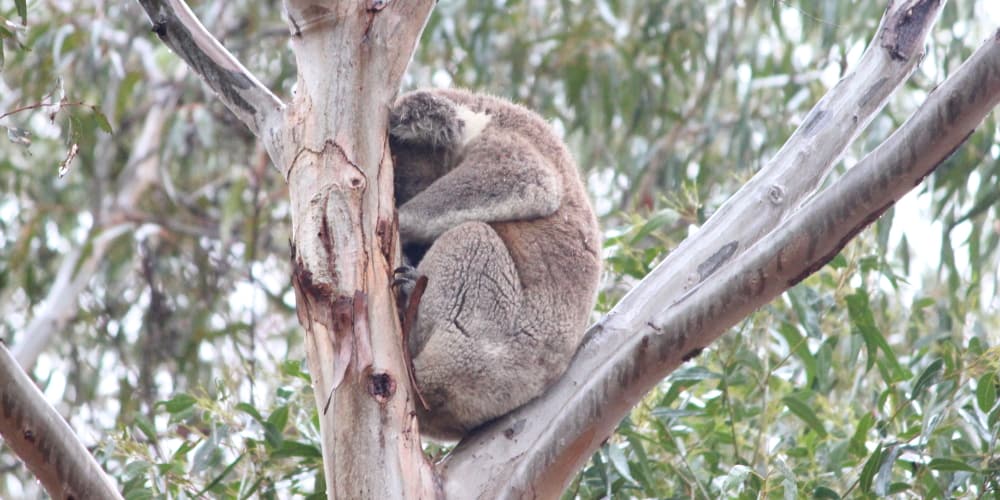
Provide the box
[1,0,998,498]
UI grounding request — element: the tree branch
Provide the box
[12,86,179,370]
[441,1,973,497]
[615,0,946,323]
[0,342,123,499]
[135,0,285,137]
[12,224,132,369]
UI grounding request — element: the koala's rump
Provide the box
[411,211,598,441]
[490,207,600,360]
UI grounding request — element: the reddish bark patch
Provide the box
[331,295,355,333]
[291,251,334,301]
[376,218,395,263]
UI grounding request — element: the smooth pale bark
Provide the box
[117,1,998,500]
[276,3,437,496]
[0,343,123,499]
[136,1,437,497]
[442,24,1000,500]
[613,0,947,334]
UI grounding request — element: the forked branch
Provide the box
[439,7,1000,500]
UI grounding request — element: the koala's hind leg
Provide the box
[409,221,534,440]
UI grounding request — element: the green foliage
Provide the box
[113,361,323,499]
[565,306,1000,499]
[1,0,999,498]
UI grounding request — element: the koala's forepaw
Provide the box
[389,92,461,149]
[393,265,427,339]
[392,265,421,300]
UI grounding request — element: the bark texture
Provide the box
[0,343,123,499]
[276,3,438,497]
[438,3,990,498]
[135,0,438,497]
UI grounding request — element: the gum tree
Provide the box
[2,0,999,498]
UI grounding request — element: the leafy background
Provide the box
[1,0,998,498]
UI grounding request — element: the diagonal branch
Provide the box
[13,225,132,369]
[608,0,946,326]
[0,342,123,499]
[450,27,1000,499]
[441,1,972,497]
[13,86,179,370]
[135,0,285,137]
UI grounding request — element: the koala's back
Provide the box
[391,88,600,440]
[435,88,601,340]
[431,88,602,290]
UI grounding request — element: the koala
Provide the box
[389,88,601,441]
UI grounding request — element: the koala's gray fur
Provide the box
[390,88,601,441]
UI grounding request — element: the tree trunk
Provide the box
[135,0,437,497]
[126,1,1000,498]
[276,2,437,496]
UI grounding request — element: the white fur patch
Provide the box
[455,104,491,148]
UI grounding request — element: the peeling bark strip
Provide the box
[376,218,395,262]
[135,0,438,497]
[330,295,355,335]
[353,290,375,373]
[0,344,123,499]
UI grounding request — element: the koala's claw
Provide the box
[392,265,421,301]
[392,265,420,286]
[389,92,461,149]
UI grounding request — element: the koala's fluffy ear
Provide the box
[389,92,463,149]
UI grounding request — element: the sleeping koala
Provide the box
[389,88,601,441]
